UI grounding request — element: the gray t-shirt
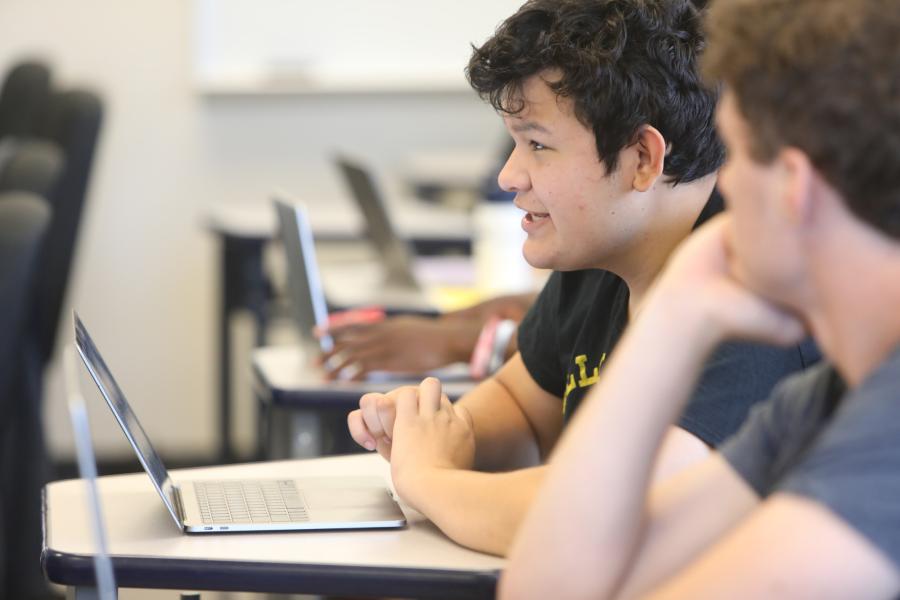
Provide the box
[721,345,900,570]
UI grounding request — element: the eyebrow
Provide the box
[509,120,552,135]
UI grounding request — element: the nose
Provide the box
[497,145,531,193]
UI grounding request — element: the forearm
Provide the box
[459,376,545,471]
[397,466,547,556]
[503,293,723,600]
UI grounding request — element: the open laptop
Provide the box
[64,346,117,600]
[274,197,472,382]
[274,198,334,354]
[72,311,406,533]
[335,156,422,290]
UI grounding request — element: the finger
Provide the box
[326,331,385,365]
[718,283,807,346]
[338,345,395,377]
[385,385,417,401]
[417,377,443,416]
[345,361,368,382]
[347,409,377,451]
[375,394,397,441]
[359,393,388,441]
[324,349,371,380]
[394,386,419,423]
[375,437,392,461]
[741,297,806,345]
[323,320,376,337]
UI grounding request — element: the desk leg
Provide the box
[219,234,270,463]
[67,585,116,600]
[267,406,323,459]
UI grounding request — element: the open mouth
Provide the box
[524,211,550,224]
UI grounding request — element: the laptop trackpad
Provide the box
[303,487,392,509]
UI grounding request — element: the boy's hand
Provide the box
[347,386,409,459]
[650,214,806,348]
[319,316,481,380]
[389,378,476,509]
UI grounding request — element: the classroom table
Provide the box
[252,344,477,459]
[43,453,504,599]
[204,198,473,463]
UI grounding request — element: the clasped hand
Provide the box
[347,377,475,505]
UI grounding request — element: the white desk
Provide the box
[43,454,504,599]
[203,193,473,243]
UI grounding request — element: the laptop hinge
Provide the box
[171,485,186,522]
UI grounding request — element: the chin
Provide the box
[522,246,556,271]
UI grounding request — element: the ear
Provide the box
[777,147,815,227]
[631,125,667,192]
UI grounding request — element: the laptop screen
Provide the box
[335,157,418,288]
[73,312,182,528]
[274,198,333,352]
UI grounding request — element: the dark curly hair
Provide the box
[466,0,723,185]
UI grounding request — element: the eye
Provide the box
[529,140,547,151]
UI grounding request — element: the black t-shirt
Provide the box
[518,190,821,446]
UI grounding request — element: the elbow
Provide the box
[500,558,556,600]
[499,564,616,600]
[498,565,576,600]
[498,567,535,600]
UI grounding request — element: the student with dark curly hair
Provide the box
[505,0,900,596]
[346,0,817,556]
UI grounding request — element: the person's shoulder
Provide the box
[855,344,900,394]
[774,359,837,398]
[710,337,822,382]
[836,345,900,418]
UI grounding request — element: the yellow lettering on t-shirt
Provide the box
[562,373,577,414]
[575,354,600,387]
[562,353,609,415]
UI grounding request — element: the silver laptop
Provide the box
[72,312,406,533]
[274,197,472,382]
[64,346,117,600]
[335,156,420,289]
[274,198,333,353]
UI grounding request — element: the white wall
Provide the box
[0,0,507,460]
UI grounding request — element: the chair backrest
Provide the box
[0,62,51,140]
[0,192,51,414]
[33,89,103,363]
[0,139,64,198]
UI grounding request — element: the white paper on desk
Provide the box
[412,256,476,287]
[361,362,472,384]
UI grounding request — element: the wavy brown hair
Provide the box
[704,0,900,238]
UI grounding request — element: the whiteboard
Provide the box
[192,0,523,94]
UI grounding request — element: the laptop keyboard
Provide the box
[194,480,309,524]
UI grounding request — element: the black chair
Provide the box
[0,193,51,600]
[0,139,64,198]
[0,60,102,598]
[33,89,103,363]
[0,62,51,140]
